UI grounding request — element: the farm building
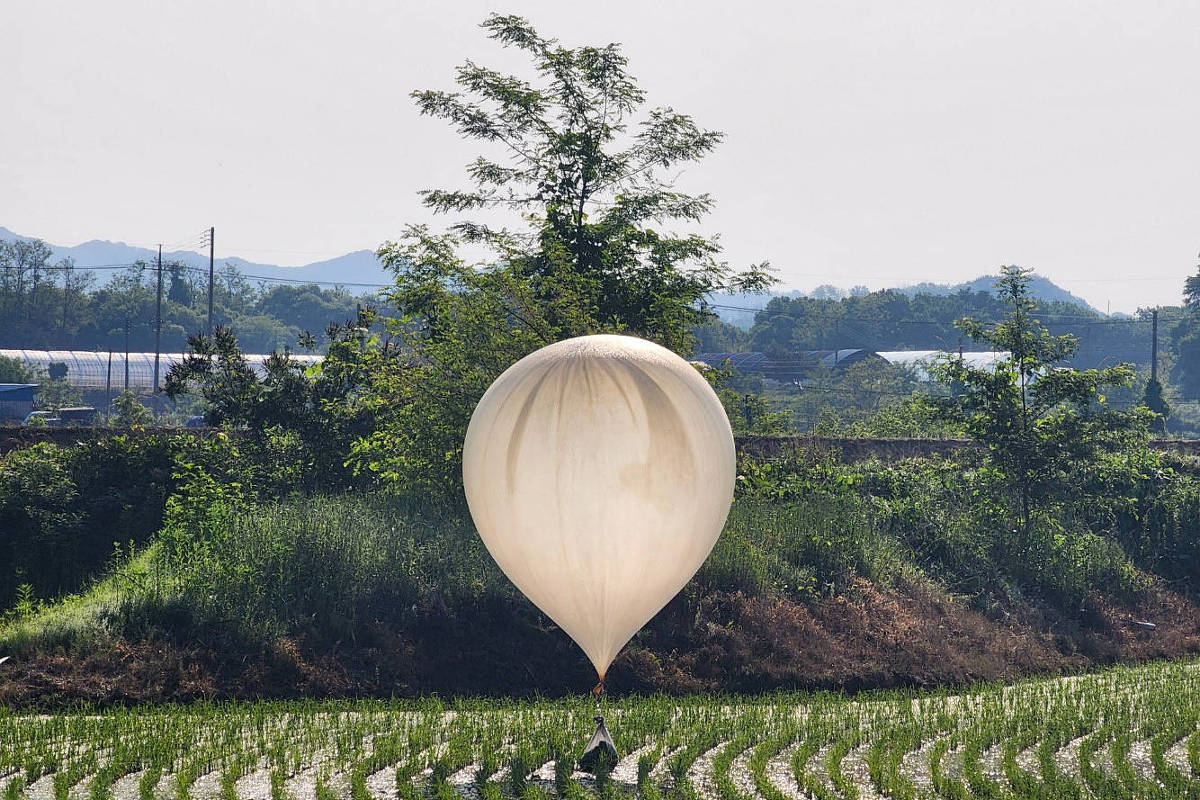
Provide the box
[0,384,37,421]
[875,350,1010,381]
[0,350,323,393]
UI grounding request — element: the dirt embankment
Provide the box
[3,581,1197,707]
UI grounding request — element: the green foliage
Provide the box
[0,236,370,353]
[810,399,955,438]
[0,428,339,613]
[1185,256,1200,311]
[1142,376,1169,433]
[345,14,773,496]
[702,364,795,435]
[744,283,1154,371]
[36,378,83,411]
[0,438,176,610]
[693,318,749,352]
[409,14,773,349]
[111,389,153,426]
[0,353,39,383]
[926,266,1151,535]
[155,492,507,645]
[164,324,379,492]
[349,231,554,495]
[1173,257,1200,398]
[768,359,938,434]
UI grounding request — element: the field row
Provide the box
[1,660,1198,800]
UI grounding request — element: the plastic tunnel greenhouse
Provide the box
[0,350,322,392]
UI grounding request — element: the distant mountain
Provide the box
[2,228,1103,325]
[0,227,392,289]
[709,273,1101,329]
[896,274,1098,312]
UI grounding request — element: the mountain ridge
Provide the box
[2,227,1103,326]
[0,227,391,288]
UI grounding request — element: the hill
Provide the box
[898,273,1099,312]
[0,226,391,288]
[710,274,1101,330]
[3,228,1102,324]
[2,432,1198,705]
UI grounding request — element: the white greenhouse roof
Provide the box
[875,350,1010,381]
[0,350,322,391]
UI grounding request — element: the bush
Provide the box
[0,429,331,613]
[737,448,1165,609]
[0,437,176,610]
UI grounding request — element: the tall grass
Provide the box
[2,488,916,653]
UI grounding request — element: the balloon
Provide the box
[462,334,736,680]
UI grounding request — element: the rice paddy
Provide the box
[2,659,1197,800]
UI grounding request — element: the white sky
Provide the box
[3,0,1198,313]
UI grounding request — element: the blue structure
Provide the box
[0,384,37,422]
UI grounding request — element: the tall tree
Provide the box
[350,15,774,493]
[1184,253,1200,310]
[927,266,1149,535]
[1173,254,1200,398]
[398,13,774,351]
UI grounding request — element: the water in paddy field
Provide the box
[1,660,1196,799]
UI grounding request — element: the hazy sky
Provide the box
[3,1,1198,312]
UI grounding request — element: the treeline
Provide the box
[702,289,1165,369]
[0,238,376,354]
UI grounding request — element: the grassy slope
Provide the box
[2,492,1198,706]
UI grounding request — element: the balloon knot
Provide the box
[592,681,604,697]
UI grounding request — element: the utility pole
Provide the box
[123,318,130,391]
[207,226,215,336]
[61,261,70,334]
[154,244,163,393]
[1151,308,1159,383]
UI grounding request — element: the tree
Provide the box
[0,355,38,384]
[167,262,194,306]
[58,257,95,338]
[37,379,82,411]
[1142,377,1169,434]
[402,13,773,350]
[164,323,381,492]
[927,266,1150,534]
[1173,255,1200,397]
[1184,253,1200,310]
[111,390,153,426]
[351,14,774,493]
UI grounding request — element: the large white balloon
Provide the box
[463,334,736,680]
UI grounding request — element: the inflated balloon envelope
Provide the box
[462,334,737,689]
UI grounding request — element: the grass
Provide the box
[1,490,915,656]
[0,545,164,654]
[0,660,1196,798]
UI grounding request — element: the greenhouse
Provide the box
[0,350,322,392]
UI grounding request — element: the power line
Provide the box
[33,261,390,289]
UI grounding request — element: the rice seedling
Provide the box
[0,659,1197,799]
